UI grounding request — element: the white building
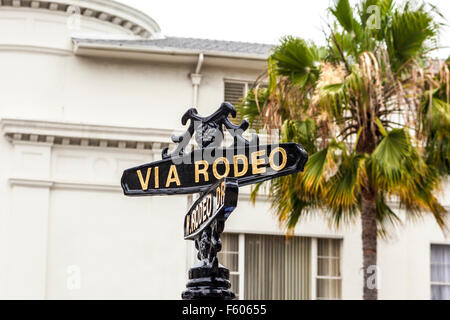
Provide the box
[0,0,448,300]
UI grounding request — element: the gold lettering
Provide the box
[137,168,151,191]
[212,157,230,180]
[221,181,225,205]
[195,160,209,183]
[154,166,159,188]
[233,154,248,177]
[197,207,202,228]
[186,215,190,235]
[191,210,196,232]
[195,207,199,229]
[269,147,288,171]
[202,198,207,222]
[166,165,181,187]
[251,150,266,174]
[216,186,221,208]
[207,194,212,217]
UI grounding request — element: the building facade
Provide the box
[0,0,448,300]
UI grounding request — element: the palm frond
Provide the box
[271,36,324,87]
[372,127,448,232]
[301,139,345,195]
[421,97,450,175]
[325,153,364,227]
[386,6,438,70]
[236,87,269,129]
[330,0,362,36]
[281,119,317,154]
[376,192,401,239]
[371,127,411,187]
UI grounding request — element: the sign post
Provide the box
[121,102,308,299]
[182,178,238,299]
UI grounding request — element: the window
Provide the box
[431,244,450,300]
[223,80,267,129]
[316,238,342,300]
[217,233,240,298]
[218,233,341,300]
[245,234,311,300]
[216,233,342,300]
[224,81,248,107]
[224,80,267,104]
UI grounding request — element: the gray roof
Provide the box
[73,36,274,56]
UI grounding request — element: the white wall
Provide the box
[0,5,277,299]
[0,4,448,300]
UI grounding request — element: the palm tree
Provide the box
[238,0,449,300]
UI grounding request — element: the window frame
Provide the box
[430,243,450,300]
[215,233,343,300]
[223,79,249,103]
[313,237,343,300]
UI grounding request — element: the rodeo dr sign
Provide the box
[121,102,308,300]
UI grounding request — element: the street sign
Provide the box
[121,102,308,300]
[121,143,307,196]
[184,178,238,240]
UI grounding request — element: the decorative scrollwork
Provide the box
[194,219,225,273]
[162,102,258,159]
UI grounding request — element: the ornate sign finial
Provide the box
[161,102,257,159]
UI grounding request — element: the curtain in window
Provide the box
[431,245,450,300]
[244,234,311,300]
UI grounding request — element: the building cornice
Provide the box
[0,0,161,38]
[0,118,177,151]
[0,44,73,55]
[0,117,274,150]
[8,177,121,192]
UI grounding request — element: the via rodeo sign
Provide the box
[121,102,308,300]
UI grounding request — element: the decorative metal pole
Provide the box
[182,219,234,300]
[182,178,238,300]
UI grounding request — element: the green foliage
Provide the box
[422,94,450,175]
[371,127,412,187]
[271,37,325,87]
[236,87,269,129]
[330,0,361,35]
[281,119,317,154]
[239,0,448,235]
[386,6,438,70]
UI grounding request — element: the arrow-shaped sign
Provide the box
[184,178,238,240]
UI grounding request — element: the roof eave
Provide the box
[72,39,269,63]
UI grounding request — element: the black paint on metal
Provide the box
[184,178,238,240]
[120,102,308,300]
[121,143,307,196]
[182,178,238,300]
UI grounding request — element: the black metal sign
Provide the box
[184,178,238,240]
[121,143,306,196]
[120,102,308,300]
[121,103,307,196]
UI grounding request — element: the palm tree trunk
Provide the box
[358,128,378,300]
[360,185,378,300]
